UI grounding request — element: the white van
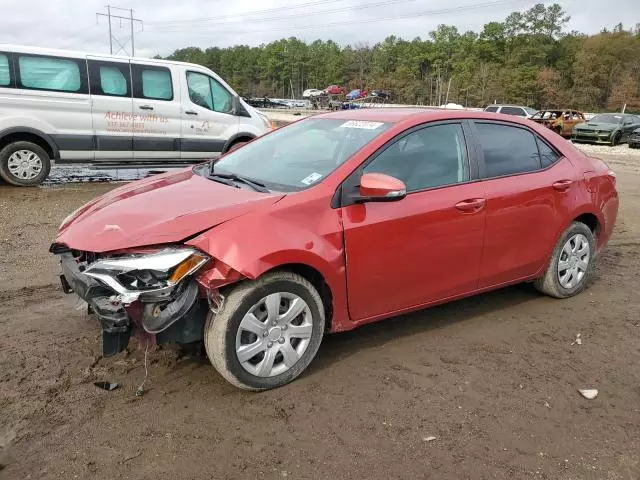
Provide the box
[0,45,272,186]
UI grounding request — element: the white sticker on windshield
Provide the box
[339,120,384,130]
[301,172,323,185]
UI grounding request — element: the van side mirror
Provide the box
[352,173,407,203]
[233,96,251,117]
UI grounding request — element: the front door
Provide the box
[180,70,239,161]
[130,61,182,161]
[342,122,486,322]
[470,121,577,287]
[87,57,133,161]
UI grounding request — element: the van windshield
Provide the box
[210,118,391,192]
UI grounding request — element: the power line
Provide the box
[96,5,143,56]
[151,0,534,36]
[150,0,421,30]
[146,0,350,25]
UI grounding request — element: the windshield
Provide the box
[212,118,392,192]
[591,114,623,124]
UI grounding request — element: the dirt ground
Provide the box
[1,146,639,480]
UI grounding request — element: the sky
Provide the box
[0,0,639,58]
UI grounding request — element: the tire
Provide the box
[204,271,325,390]
[611,131,622,146]
[0,141,51,186]
[534,222,596,299]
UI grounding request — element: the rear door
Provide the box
[470,121,576,288]
[130,61,182,161]
[180,69,239,160]
[341,122,486,321]
[87,57,133,161]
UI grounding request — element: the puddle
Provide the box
[42,164,186,186]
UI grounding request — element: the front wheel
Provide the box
[204,271,325,390]
[611,131,622,146]
[0,141,51,186]
[534,222,596,299]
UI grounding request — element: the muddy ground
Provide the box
[1,146,639,479]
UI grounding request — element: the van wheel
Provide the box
[204,271,325,391]
[0,141,51,186]
[534,222,596,299]
[227,140,249,153]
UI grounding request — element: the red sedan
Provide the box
[51,109,619,390]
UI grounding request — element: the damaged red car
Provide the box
[50,109,619,390]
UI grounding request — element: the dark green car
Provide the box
[571,113,640,145]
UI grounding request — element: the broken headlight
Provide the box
[84,248,209,298]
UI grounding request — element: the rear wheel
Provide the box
[0,141,51,186]
[534,222,595,299]
[204,271,325,390]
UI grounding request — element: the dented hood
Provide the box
[55,168,284,253]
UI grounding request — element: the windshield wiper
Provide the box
[209,170,270,193]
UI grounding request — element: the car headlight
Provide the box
[84,248,209,300]
[257,112,275,130]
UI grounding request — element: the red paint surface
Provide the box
[55,110,619,333]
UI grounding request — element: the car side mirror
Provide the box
[353,173,407,203]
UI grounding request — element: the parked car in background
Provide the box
[51,109,618,391]
[370,90,392,100]
[0,45,271,186]
[302,89,324,98]
[571,113,640,145]
[531,109,585,137]
[324,85,345,95]
[484,104,537,118]
[629,128,640,148]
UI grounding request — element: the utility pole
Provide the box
[97,6,143,56]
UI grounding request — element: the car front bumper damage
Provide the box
[57,251,209,356]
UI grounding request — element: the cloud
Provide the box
[0,0,638,58]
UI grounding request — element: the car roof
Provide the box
[315,108,537,126]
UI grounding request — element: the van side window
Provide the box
[187,71,233,114]
[131,64,173,101]
[0,54,10,87]
[17,55,86,93]
[88,60,131,97]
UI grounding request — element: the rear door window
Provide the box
[88,60,131,97]
[485,106,499,113]
[131,64,173,100]
[0,54,10,86]
[475,122,541,178]
[17,55,86,93]
[500,106,526,117]
[536,137,560,168]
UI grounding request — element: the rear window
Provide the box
[18,55,82,92]
[0,54,9,86]
[500,106,526,116]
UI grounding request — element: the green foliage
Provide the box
[165,3,640,110]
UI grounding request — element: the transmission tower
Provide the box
[96,5,143,56]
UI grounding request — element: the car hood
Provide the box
[576,122,618,131]
[55,168,284,253]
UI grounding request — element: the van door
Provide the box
[130,61,182,161]
[181,69,239,160]
[12,52,93,161]
[87,57,133,161]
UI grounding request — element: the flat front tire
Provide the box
[534,222,596,299]
[204,271,325,390]
[0,141,51,186]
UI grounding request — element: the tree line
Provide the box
[165,3,640,111]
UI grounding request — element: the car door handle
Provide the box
[139,105,154,111]
[455,198,486,213]
[552,180,573,192]
[185,110,198,115]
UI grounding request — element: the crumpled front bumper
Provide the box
[58,252,207,356]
